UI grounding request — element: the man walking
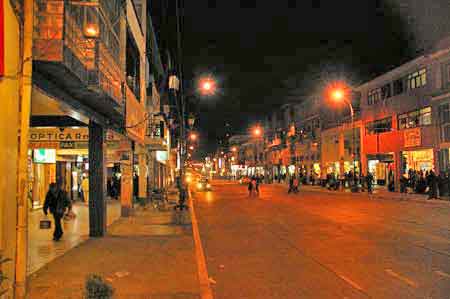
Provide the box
[427,170,438,200]
[366,171,374,194]
[43,183,71,241]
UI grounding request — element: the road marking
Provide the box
[385,269,417,288]
[189,191,214,299]
[435,270,450,279]
[339,275,364,292]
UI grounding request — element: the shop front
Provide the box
[401,149,434,174]
[28,127,126,208]
[366,154,395,186]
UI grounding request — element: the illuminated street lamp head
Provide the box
[254,127,262,136]
[189,145,194,150]
[332,89,344,101]
[198,77,217,96]
[190,133,197,141]
[231,147,237,152]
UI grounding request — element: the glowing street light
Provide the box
[189,145,194,150]
[189,133,197,141]
[327,82,358,192]
[198,77,217,96]
[253,127,262,137]
[231,147,237,152]
[332,89,344,101]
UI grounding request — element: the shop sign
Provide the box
[29,128,119,142]
[404,128,421,148]
[0,0,4,77]
[29,142,59,149]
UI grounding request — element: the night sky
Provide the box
[165,0,450,156]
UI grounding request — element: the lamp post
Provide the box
[331,88,359,192]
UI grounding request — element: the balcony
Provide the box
[33,0,124,121]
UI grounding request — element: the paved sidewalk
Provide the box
[27,205,200,299]
[28,200,121,275]
[271,182,450,204]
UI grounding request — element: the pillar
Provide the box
[148,151,155,191]
[360,126,367,176]
[394,151,402,192]
[120,148,133,217]
[88,122,107,237]
[138,153,147,199]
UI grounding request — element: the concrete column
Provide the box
[88,122,107,237]
[394,151,402,191]
[120,150,133,217]
[138,153,147,199]
[360,126,367,176]
[148,151,155,191]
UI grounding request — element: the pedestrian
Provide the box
[366,171,374,194]
[293,176,299,193]
[400,174,408,193]
[81,174,89,202]
[426,170,438,199]
[248,177,254,196]
[288,175,294,193]
[255,176,261,196]
[43,183,71,241]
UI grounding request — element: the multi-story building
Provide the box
[359,38,450,187]
[0,1,175,297]
[264,37,450,191]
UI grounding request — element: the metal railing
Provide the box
[33,0,123,106]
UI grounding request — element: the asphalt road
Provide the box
[193,181,450,299]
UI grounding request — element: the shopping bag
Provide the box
[40,216,51,229]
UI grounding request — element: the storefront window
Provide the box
[398,107,431,129]
[402,149,434,173]
[366,117,392,135]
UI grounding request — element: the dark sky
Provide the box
[175,0,450,156]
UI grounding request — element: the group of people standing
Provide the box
[400,169,441,199]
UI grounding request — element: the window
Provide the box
[381,83,391,99]
[368,88,381,105]
[393,78,404,95]
[407,68,427,90]
[439,103,450,142]
[366,117,393,135]
[398,107,432,129]
[439,103,450,124]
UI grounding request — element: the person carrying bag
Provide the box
[43,183,71,241]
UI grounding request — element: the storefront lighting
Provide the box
[84,23,99,38]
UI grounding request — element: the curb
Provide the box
[188,189,214,299]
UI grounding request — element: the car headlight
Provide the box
[206,184,211,188]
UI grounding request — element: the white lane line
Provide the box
[435,270,450,279]
[189,191,214,299]
[385,269,418,288]
[338,275,364,292]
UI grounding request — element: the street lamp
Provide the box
[253,127,262,137]
[189,133,197,141]
[198,77,217,96]
[330,85,359,192]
